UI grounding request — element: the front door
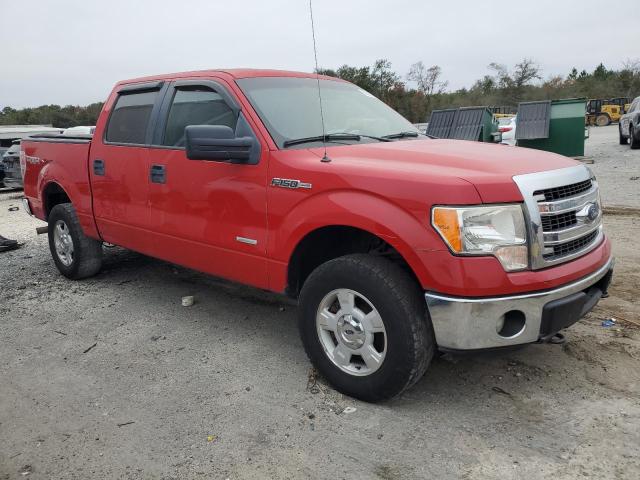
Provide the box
[145,78,270,289]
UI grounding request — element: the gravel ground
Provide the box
[1,133,639,479]
[585,124,640,209]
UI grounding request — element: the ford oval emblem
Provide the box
[587,203,599,222]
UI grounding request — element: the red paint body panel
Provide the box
[21,140,100,238]
[21,69,610,300]
[416,237,611,297]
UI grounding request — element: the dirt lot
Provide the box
[585,124,640,209]
[1,128,639,479]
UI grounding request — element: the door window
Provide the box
[162,88,237,147]
[105,90,159,144]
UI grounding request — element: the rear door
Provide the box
[90,82,167,254]
[145,78,270,289]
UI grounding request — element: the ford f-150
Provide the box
[21,69,614,401]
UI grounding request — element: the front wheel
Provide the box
[298,254,435,402]
[48,203,103,279]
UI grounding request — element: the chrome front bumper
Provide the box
[425,257,614,351]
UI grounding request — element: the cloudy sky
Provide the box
[2,0,638,108]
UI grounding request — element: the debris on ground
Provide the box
[342,407,357,414]
[116,421,135,427]
[19,464,33,476]
[82,342,98,353]
[612,314,640,328]
[8,206,19,211]
[491,386,512,396]
[306,368,320,394]
[602,318,617,328]
[181,295,194,307]
[207,435,217,443]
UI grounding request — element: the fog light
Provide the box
[494,245,528,271]
[497,310,526,337]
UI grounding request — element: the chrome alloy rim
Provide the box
[316,289,387,376]
[53,220,74,267]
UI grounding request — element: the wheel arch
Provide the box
[286,225,425,297]
[275,190,443,297]
[42,181,71,220]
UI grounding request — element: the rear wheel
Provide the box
[596,114,610,127]
[298,254,435,402]
[631,124,640,149]
[48,203,102,279]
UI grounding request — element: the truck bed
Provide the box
[22,134,98,238]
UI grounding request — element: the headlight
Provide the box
[432,204,528,271]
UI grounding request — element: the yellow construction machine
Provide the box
[585,98,630,126]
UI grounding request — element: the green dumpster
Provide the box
[427,106,500,142]
[516,98,587,157]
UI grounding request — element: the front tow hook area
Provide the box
[537,332,567,345]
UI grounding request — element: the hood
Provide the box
[311,139,579,203]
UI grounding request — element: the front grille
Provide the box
[540,211,577,231]
[514,167,603,269]
[533,179,592,202]
[544,230,599,260]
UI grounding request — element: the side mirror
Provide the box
[185,125,253,162]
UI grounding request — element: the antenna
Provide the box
[309,0,331,163]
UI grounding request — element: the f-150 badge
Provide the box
[271,178,312,189]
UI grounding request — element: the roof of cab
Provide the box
[116,69,342,87]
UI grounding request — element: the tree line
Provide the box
[2,59,639,127]
[0,103,104,129]
[318,59,640,122]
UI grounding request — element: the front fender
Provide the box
[268,189,449,290]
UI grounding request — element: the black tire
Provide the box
[596,114,610,127]
[298,254,435,402]
[48,203,102,279]
[631,124,640,149]
[619,125,628,145]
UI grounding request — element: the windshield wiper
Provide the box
[282,133,391,147]
[381,131,420,140]
[283,133,360,147]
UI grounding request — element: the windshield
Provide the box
[237,77,419,148]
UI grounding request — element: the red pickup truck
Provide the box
[21,69,613,401]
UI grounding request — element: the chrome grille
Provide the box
[533,179,592,201]
[540,211,577,231]
[543,230,599,260]
[513,166,604,269]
